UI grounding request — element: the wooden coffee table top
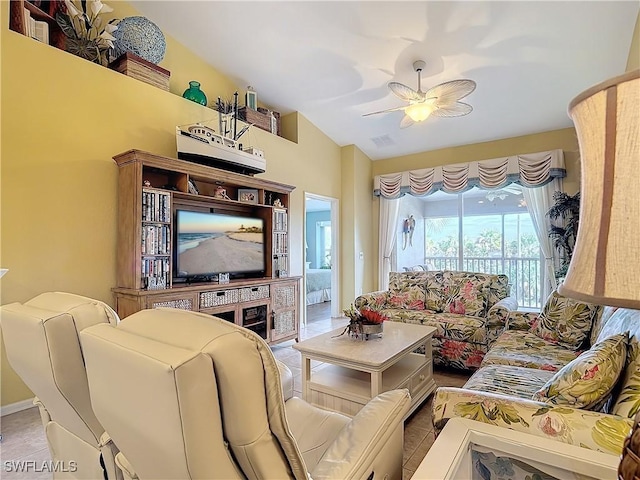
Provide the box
[293,322,435,370]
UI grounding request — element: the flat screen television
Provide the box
[174,210,265,280]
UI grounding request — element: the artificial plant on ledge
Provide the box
[56,0,119,66]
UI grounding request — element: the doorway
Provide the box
[304,193,340,324]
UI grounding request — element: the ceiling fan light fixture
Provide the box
[405,102,435,122]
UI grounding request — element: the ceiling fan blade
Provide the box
[432,102,473,118]
[425,79,476,105]
[388,82,423,102]
[362,105,408,117]
[399,115,415,129]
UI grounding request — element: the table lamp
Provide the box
[558,69,639,310]
[556,69,639,480]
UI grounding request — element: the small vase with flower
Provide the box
[336,304,388,340]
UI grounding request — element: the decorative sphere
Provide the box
[113,16,166,64]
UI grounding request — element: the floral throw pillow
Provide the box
[532,333,628,409]
[424,272,446,312]
[612,338,640,418]
[387,272,427,310]
[442,278,488,317]
[530,290,601,350]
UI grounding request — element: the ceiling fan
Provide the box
[364,60,476,128]
[485,185,523,202]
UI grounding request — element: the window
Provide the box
[317,221,332,269]
[410,186,542,308]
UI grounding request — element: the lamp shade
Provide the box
[558,69,640,309]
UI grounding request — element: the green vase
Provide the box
[182,81,207,106]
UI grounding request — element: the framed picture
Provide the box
[238,188,259,204]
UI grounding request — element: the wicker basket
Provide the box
[619,410,640,480]
[238,107,280,136]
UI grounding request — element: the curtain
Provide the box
[522,178,562,302]
[378,197,400,290]
[374,149,565,198]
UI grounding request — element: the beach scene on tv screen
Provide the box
[177,211,264,276]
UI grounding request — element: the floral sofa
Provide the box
[432,290,640,456]
[354,270,517,370]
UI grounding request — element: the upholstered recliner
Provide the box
[81,307,411,480]
[0,292,123,480]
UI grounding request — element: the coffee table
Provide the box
[293,322,436,417]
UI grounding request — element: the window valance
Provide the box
[374,149,566,198]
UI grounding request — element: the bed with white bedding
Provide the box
[305,268,331,305]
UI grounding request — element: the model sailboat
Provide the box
[176,93,266,175]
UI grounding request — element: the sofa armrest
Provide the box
[354,290,388,310]
[432,386,633,455]
[506,311,540,331]
[486,296,518,347]
[311,389,411,480]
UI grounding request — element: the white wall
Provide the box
[396,195,425,270]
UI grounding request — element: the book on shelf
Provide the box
[142,189,170,223]
[141,257,170,290]
[23,7,49,44]
[32,19,49,44]
[273,209,287,231]
[141,225,170,255]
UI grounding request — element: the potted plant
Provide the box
[547,191,581,280]
[56,0,119,66]
[337,304,387,340]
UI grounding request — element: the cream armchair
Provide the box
[0,292,123,480]
[81,308,411,480]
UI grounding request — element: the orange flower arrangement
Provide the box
[336,304,388,339]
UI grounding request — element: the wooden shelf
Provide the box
[9,0,66,49]
[112,149,300,345]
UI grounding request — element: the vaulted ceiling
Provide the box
[132,1,639,160]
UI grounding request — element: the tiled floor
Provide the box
[0,302,470,479]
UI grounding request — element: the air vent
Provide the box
[370,134,395,148]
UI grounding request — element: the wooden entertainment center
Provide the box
[112,149,300,345]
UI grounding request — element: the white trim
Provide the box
[1,398,35,416]
[304,192,341,320]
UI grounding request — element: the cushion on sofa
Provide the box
[443,275,488,317]
[423,272,446,312]
[432,338,485,370]
[426,313,487,343]
[481,330,581,372]
[612,338,640,418]
[530,291,600,351]
[378,308,437,324]
[465,364,555,400]
[532,333,628,409]
[387,271,427,310]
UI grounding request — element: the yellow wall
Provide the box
[0,2,344,406]
[340,145,374,306]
